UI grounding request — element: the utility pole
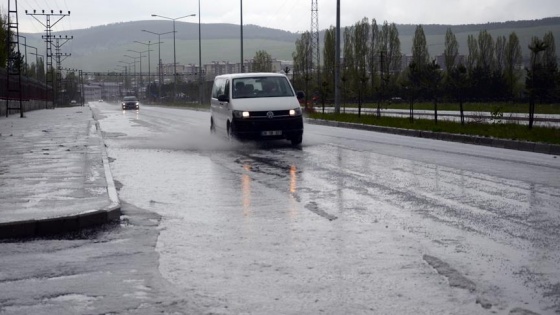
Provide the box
[240,0,244,73]
[26,9,71,109]
[54,35,73,105]
[198,0,203,105]
[79,70,84,106]
[334,0,341,114]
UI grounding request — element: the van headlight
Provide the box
[233,110,250,118]
[289,107,302,116]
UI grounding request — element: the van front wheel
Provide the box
[210,118,216,134]
[290,135,302,146]
[227,121,235,141]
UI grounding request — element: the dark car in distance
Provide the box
[121,96,139,110]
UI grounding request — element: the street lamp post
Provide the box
[24,44,39,78]
[240,0,244,73]
[127,49,149,89]
[151,13,196,103]
[123,55,142,95]
[17,35,27,76]
[28,48,42,77]
[142,30,174,101]
[115,65,127,98]
[118,60,133,94]
[198,0,203,105]
[30,50,46,108]
[134,40,160,101]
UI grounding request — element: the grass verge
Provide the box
[333,102,560,114]
[308,112,560,145]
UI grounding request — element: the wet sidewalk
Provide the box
[0,105,120,239]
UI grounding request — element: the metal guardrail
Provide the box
[312,107,560,127]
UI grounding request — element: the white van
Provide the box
[210,73,304,146]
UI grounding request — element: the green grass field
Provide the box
[308,111,560,145]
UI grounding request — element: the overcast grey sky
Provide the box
[9,0,560,34]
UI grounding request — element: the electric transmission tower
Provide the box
[5,0,23,117]
[25,9,70,108]
[311,0,320,87]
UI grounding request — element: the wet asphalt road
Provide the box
[4,101,557,315]
[92,101,560,314]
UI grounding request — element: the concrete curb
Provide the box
[95,119,121,219]
[306,118,560,155]
[0,111,120,240]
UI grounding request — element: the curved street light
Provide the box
[118,60,135,94]
[142,29,174,100]
[123,54,142,94]
[134,40,160,100]
[127,49,150,88]
[151,13,196,102]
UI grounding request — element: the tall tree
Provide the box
[252,50,273,72]
[504,32,522,99]
[538,32,558,102]
[491,35,509,99]
[443,28,459,74]
[353,18,370,116]
[495,35,507,75]
[342,26,355,110]
[449,64,469,124]
[466,34,478,73]
[468,30,496,100]
[322,26,336,104]
[527,36,549,129]
[543,31,557,69]
[0,10,8,68]
[477,30,495,71]
[64,71,79,103]
[542,32,558,102]
[377,21,390,107]
[37,57,45,81]
[411,25,429,67]
[443,27,459,106]
[427,60,443,124]
[376,21,401,115]
[292,31,313,106]
[367,19,379,106]
[387,23,402,75]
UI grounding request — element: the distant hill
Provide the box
[20,17,560,73]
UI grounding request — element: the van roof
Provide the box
[214,72,287,80]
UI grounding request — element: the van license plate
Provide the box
[262,130,282,136]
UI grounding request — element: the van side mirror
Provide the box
[296,91,305,100]
[218,94,229,102]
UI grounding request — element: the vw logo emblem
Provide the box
[266,111,274,119]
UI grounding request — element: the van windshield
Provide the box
[232,76,295,99]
